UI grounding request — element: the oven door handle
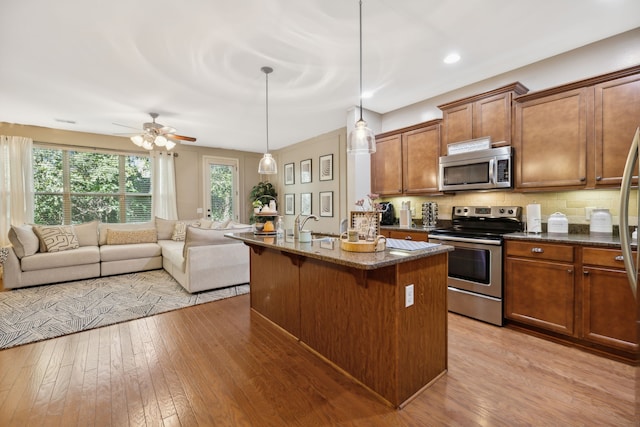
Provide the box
[429,235,502,246]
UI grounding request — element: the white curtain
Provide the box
[151,151,178,220]
[0,135,34,246]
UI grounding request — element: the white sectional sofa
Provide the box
[2,217,251,293]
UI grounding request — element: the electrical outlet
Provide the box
[196,207,203,214]
[405,284,414,307]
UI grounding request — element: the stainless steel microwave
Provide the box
[438,146,512,191]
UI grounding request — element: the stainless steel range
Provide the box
[428,206,523,326]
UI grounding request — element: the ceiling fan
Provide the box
[115,113,196,150]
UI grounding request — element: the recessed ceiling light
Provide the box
[443,53,461,64]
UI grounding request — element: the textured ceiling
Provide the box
[1,0,639,152]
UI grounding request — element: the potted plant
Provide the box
[252,200,263,214]
[249,181,277,223]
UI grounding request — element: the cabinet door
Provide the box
[594,73,640,187]
[582,267,638,353]
[371,134,402,195]
[441,103,473,153]
[505,257,575,335]
[402,125,440,194]
[473,92,513,146]
[514,88,589,190]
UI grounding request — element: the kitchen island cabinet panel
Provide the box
[249,246,301,337]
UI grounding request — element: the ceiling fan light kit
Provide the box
[128,112,195,151]
[347,0,376,155]
[258,66,278,175]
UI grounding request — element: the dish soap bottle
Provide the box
[276,216,284,241]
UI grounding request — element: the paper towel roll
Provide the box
[399,209,412,228]
[526,204,542,233]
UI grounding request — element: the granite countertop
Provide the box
[226,232,453,270]
[504,232,637,249]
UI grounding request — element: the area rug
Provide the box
[0,270,249,350]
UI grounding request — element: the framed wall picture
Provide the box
[300,192,312,215]
[319,191,333,217]
[319,154,333,181]
[285,193,295,215]
[300,159,312,183]
[284,163,295,185]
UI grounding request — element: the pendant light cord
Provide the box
[265,70,270,152]
[358,0,364,122]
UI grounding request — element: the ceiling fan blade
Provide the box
[168,134,197,142]
[112,122,142,131]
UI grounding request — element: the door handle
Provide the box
[531,247,544,253]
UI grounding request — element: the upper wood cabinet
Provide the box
[514,87,589,190]
[438,82,528,154]
[593,72,640,187]
[513,65,640,191]
[372,120,441,196]
[371,133,402,195]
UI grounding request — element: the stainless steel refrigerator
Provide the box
[618,126,640,360]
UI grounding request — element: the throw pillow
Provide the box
[8,224,40,258]
[33,225,80,253]
[199,219,214,229]
[73,220,99,246]
[155,217,177,240]
[171,222,187,241]
[98,221,155,245]
[182,226,229,258]
[106,228,158,245]
[213,218,232,229]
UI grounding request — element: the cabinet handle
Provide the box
[596,176,602,181]
[531,247,544,253]
[405,236,413,240]
[583,270,589,276]
[567,269,573,274]
[580,177,586,182]
[614,255,624,261]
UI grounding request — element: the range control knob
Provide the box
[508,209,514,215]
[499,208,505,214]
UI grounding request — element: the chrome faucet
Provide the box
[294,214,319,239]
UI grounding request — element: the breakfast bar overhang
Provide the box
[227,233,453,408]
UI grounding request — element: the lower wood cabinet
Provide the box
[505,240,638,363]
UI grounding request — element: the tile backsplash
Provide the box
[383,189,638,226]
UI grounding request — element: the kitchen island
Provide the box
[226,232,453,408]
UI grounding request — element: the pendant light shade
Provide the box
[258,66,278,174]
[347,0,376,155]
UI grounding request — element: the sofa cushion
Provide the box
[33,225,79,253]
[99,221,155,245]
[73,220,99,246]
[106,228,157,245]
[99,242,162,262]
[8,224,40,258]
[155,217,177,240]
[20,246,100,271]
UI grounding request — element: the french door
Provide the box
[203,156,238,221]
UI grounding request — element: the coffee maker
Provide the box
[379,202,395,225]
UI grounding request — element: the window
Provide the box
[33,146,151,224]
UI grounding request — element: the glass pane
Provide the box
[71,194,120,223]
[69,151,119,193]
[34,194,63,225]
[126,155,151,193]
[126,195,152,222]
[209,164,233,221]
[33,148,63,192]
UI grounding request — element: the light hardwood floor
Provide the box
[0,292,637,426]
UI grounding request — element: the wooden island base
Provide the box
[246,243,449,408]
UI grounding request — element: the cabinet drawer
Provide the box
[582,247,636,269]
[505,240,574,262]
[387,230,428,241]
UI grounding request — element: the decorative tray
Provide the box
[339,235,386,253]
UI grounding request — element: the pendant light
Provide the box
[347,0,376,155]
[258,66,278,174]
